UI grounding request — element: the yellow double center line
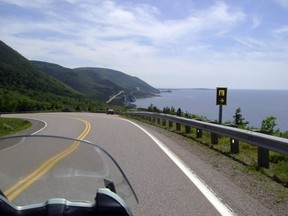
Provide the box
[4,118,91,201]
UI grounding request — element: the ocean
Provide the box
[133,89,288,132]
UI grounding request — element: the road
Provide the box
[1,113,275,215]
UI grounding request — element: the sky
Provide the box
[1,0,288,89]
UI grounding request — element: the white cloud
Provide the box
[273,25,288,34]
[1,0,288,89]
[60,0,245,46]
[233,37,264,48]
[0,0,54,8]
[274,0,288,8]
[0,0,245,47]
[251,15,261,29]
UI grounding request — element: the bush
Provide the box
[261,116,277,135]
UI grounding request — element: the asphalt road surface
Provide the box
[1,113,275,215]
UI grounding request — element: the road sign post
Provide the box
[216,87,228,124]
[219,105,223,124]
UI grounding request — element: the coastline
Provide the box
[133,89,288,132]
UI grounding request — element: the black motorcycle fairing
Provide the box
[0,189,133,216]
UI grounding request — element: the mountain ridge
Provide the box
[0,40,159,112]
[32,61,160,102]
[0,41,82,98]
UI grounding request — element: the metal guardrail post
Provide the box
[227,125,239,154]
[196,129,202,138]
[258,147,269,168]
[162,119,166,127]
[148,116,151,122]
[185,125,191,134]
[176,123,181,131]
[157,118,160,125]
[211,132,218,144]
[256,130,270,168]
[230,138,239,154]
[210,122,218,144]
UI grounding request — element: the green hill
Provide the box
[0,41,107,112]
[0,40,159,112]
[32,61,160,102]
[0,41,82,98]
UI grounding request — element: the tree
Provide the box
[147,104,160,113]
[261,116,277,135]
[176,108,182,116]
[170,106,176,115]
[233,107,249,128]
[163,106,170,114]
[184,111,190,118]
[148,104,154,112]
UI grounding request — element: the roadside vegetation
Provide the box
[0,118,31,137]
[0,40,155,114]
[0,88,115,113]
[133,104,288,187]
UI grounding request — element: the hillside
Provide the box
[0,41,82,98]
[32,61,160,102]
[0,41,108,112]
[0,40,159,112]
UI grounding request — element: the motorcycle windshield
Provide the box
[0,135,138,208]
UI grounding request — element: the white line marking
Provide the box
[2,115,47,135]
[0,118,47,151]
[29,118,47,135]
[124,119,235,216]
[0,137,26,152]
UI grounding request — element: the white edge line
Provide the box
[0,118,47,152]
[29,118,47,135]
[123,119,235,216]
[1,115,47,135]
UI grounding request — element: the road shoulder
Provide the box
[131,119,288,216]
[13,119,46,136]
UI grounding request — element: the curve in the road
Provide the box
[4,118,91,201]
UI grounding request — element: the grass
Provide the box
[128,115,288,188]
[0,118,32,137]
[198,134,288,186]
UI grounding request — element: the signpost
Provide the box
[216,87,227,124]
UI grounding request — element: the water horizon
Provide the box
[134,89,288,132]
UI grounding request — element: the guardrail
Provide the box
[125,111,288,168]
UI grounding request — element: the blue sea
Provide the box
[133,89,288,132]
